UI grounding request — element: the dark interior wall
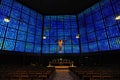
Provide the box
[0,50,120,67]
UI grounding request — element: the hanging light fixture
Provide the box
[115,15,120,20]
[76,34,80,38]
[43,35,46,39]
[4,16,10,22]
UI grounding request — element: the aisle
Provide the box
[52,69,77,80]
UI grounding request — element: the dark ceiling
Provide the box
[17,0,99,15]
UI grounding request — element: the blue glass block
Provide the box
[0,15,7,26]
[6,28,17,39]
[104,16,116,27]
[50,37,56,44]
[43,38,49,44]
[0,25,6,37]
[96,29,107,40]
[78,13,84,17]
[71,24,77,28]
[22,6,30,14]
[1,0,13,7]
[21,13,29,23]
[57,36,64,40]
[93,11,102,21]
[43,30,49,36]
[15,41,25,52]
[79,27,86,35]
[8,18,19,29]
[109,37,120,50]
[111,0,120,4]
[30,10,37,18]
[36,28,42,36]
[11,9,21,19]
[89,42,98,52]
[64,38,72,44]
[27,34,34,43]
[73,45,80,53]
[36,20,42,28]
[84,8,91,16]
[3,39,15,50]
[64,24,70,29]
[50,29,57,36]
[28,25,36,34]
[34,44,41,53]
[35,36,41,44]
[70,15,76,20]
[50,45,57,53]
[0,38,3,49]
[98,40,110,51]
[78,17,84,25]
[86,15,93,24]
[91,3,100,13]
[64,45,72,53]
[113,4,120,14]
[58,29,64,36]
[29,17,36,25]
[42,45,49,53]
[13,1,22,11]
[0,5,11,15]
[19,22,28,32]
[37,14,42,20]
[25,42,34,52]
[64,29,70,35]
[106,26,120,38]
[94,20,104,30]
[86,24,95,33]
[72,37,79,44]
[80,35,88,44]
[102,7,114,17]
[17,31,26,41]
[71,29,78,36]
[100,0,110,8]
[81,44,89,53]
[71,22,77,27]
[88,32,96,42]
[51,22,57,28]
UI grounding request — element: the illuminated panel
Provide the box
[3,39,15,50]
[25,42,34,52]
[89,42,98,52]
[0,0,42,53]
[0,38,3,49]
[15,41,25,52]
[17,31,26,41]
[81,44,89,53]
[98,40,109,51]
[78,0,120,53]
[106,26,120,38]
[0,25,6,37]
[109,37,120,50]
[6,28,17,39]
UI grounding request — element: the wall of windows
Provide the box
[0,0,43,53]
[42,15,80,54]
[78,0,120,53]
[0,0,120,54]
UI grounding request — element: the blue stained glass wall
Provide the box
[42,15,80,54]
[0,0,120,54]
[78,0,120,53]
[0,0,43,53]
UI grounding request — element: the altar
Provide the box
[47,58,76,69]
